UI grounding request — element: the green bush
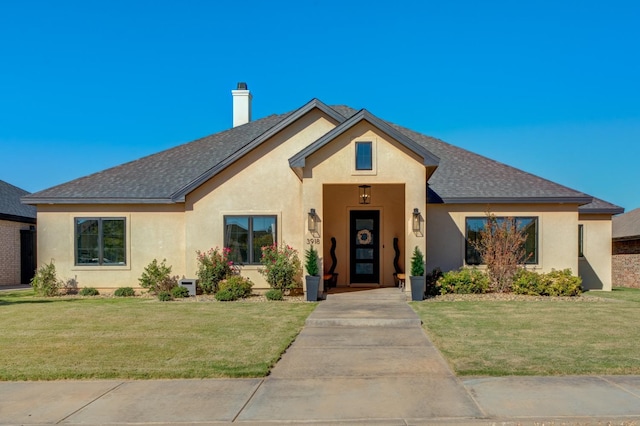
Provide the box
[196,247,233,294]
[410,246,425,276]
[545,269,582,296]
[218,275,253,299]
[438,268,490,294]
[512,269,582,296]
[138,259,178,295]
[171,286,190,298]
[79,287,100,296]
[114,287,135,297]
[215,288,237,301]
[157,291,172,301]
[31,261,63,297]
[304,246,319,276]
[512,269,546,295]
[259,243,302,291]
[265,288,283,301]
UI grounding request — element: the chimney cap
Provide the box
[236,82,248,90]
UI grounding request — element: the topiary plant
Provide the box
[304,246,319,276]
[410,246,425,277]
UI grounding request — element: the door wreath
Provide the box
[357,229,373,245]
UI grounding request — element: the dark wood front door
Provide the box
[350,210,380,284]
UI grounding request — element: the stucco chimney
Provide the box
[232,82,252,127]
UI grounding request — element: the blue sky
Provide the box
[1,1,638,210]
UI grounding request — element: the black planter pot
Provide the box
[410,276,425,301]
[305,275,320,301]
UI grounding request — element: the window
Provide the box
[224,215,277,264]
[75,218,126,265]
[465,217,538,265]
[578,224,584,258]
[355,141,373,170]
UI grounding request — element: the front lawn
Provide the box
[0,290,316,380]
[411,288,640,376]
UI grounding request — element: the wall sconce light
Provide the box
[359,185,371,205]
[308,208,318,233]
[412,208,421,232]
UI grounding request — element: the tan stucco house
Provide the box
[22,84,623,295]
[1,180,36,285]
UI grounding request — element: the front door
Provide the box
[350,210,380,284]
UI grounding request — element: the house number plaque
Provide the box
[306,238,320,245]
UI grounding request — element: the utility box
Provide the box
[179,278,197,296]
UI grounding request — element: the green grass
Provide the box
[411,288,640,376]
[0,290,316,380]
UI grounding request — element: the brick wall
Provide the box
[612,239,640,288]
[0,219,31,285]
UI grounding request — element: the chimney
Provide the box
[232,82,252,127]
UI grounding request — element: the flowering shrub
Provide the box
[196,247,233,294]
[259,243,302,291]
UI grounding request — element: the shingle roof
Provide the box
[23,100,622,214]
[613,208,640,240]
[0,180,36,221]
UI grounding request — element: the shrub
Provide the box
[438,268,490,294]
[214,288,237,301]
[114,287,135,297]
[30,261,63,297]
[171,286,190,298]
[512,269,582,296]
[138,259,178,295]
[157,291,172,301]
[546,269,582,296]
[265,288,284,301]
[218,275,253,299]
[304,246,319,276]
[259,243,302,291]
[512,269,546,295]
[79,287,100,296]
[410,246,425,276]
[196,247,233,294]
[425,268,443,297]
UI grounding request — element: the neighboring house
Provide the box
[0,180,36,285]
[22,84,623,294]
[612,208,640,288]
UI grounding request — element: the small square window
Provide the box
[355,141,373,170]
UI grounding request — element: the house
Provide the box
[1,180,37,285]
[22,83,623,295]
[612,208,640,288]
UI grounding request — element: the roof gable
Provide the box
[289,109,440,170]
[0,180,36,222]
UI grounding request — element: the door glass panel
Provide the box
[356,248,374,260]
[356,219,374,230]
[356,263,374,274]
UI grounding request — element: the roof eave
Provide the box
[580,207,625,215]
[22,197,178,205]
[435,196,594,205]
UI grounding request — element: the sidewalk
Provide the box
[1,287,640,425]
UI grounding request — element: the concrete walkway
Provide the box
[1,287,640,425]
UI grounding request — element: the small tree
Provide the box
[304,246,319,276]
[472,213,529,292]
[410,246,425,277]
[139,259,178,295]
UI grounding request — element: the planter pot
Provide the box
[305,275,321,302]
[410,276,425,301]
